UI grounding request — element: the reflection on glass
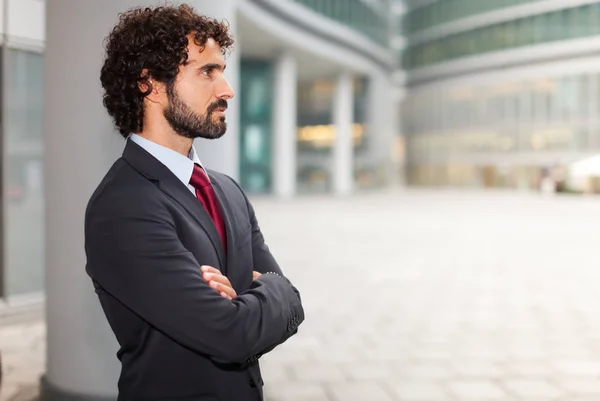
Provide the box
[4,48,45,296]
[404,4,600,70]
[239,60,272,194]
[404,71,600,189]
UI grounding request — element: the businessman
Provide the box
[84,4,304,401]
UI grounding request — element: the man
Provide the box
[84,4,304,401]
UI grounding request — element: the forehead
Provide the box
[187,37,224,62]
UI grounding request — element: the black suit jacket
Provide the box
[84,139,304,401]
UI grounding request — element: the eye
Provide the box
[201,68,213,77]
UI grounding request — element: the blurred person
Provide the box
[84,4,304,401]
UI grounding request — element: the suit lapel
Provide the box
[122,139,226,269]
[158,178,226,268]
[210,175,237,277]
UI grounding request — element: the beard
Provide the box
[163,84,227,140]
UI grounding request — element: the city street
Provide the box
[3,188,600,400]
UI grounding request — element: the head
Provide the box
[100,4,235,141]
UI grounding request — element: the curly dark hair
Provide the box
[100,3,234,137]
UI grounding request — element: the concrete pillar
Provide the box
[42,1,238,400]
[366,69,398,187]
[332,72,354,195]
[272,52,297,199]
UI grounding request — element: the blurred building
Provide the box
[0,0,400,399]
[399,0,600,190]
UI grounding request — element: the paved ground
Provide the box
[4,188,600,400]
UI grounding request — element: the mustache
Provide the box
[207,99,228,114]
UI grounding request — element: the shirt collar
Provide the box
[129,133,205,187]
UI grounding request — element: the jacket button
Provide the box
[249,379,256,388]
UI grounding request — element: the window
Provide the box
[4,48,45,296]
[403,5,600,70]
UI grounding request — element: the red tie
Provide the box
[189,164,227,252]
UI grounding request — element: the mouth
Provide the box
[212,107,227,116]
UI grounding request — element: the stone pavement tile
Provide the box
[446,380,509,399]
[338,362,394,381]
[556,378,600,396]
[265,383,329,401]
[327,383,394,401]
[451,361,505,378]
[0,385,19,401]
[366,346,411,363]
[453,346,508,362]
[410,346,455,361]
[505,362,555,377]
[547,344,592,358]
[262,347,313,364]
[5,385,39,401]
[7,367,42,386]
[289,363,345,383]
[311,346,366,364]
[285,335,323,350]
[501,379,563,398]
[389,380,448,400]
[258,361,292,384]
[505,346,549,360]
[566,399,600,401]
[554,361,600,377]
[401,363,453,379]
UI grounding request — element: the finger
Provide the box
[253,271,262,280]
[201,265,222,275]
[205,273,233,288]
[220,291,232,300]
[212,281,236,299]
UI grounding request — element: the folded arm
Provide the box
[84,189,303,365]
[226,176,304,359]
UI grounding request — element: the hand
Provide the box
[201,265,237,300]
[253,271,262,281]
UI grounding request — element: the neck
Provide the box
[138,115,193,156]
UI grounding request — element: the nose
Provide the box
[216,76,234,100]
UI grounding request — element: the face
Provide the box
[162,36,234,140]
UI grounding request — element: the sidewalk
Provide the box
[4,189,600,400]
[0,320,44,401]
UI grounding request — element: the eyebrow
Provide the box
[198,62,226,71]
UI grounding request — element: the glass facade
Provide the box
[239,60,274,194]
[403,0,541,34]
[403,72,600,187]
[239,64,375,194]
[292,0,389,45]
[403,4,600,69]
[2,48,45,297]
[296,77,371,192]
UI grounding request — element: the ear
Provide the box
[138,79,153,96]
[138,69,154,96]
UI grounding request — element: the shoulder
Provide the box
[85,158,165,221]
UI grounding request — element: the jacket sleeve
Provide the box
[225,176,304,360]
[84,189,304,365]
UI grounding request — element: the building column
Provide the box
[42,1,237,400]
[333,72,354,195]
[272,52,297,199]
[366,69,399,187]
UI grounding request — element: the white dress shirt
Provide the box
[129,133,209,195]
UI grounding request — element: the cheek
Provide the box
[177,78,212,109]
[188,83,215,111]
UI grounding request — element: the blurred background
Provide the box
[3,0,600,400]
